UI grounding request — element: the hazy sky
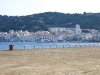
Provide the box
[0,0,100,16]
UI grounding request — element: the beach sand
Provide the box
[0,47,100,75]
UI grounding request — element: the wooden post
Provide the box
[56,45,57,48]
[50,45,51,48]
[69,45,70,48]
[42,45,43,49]
[63,45,64,48]
[75,45,76,47]
[80,44,81,47]
[24,45,25,50]
[97,43,98,46]
[34,45,35,49]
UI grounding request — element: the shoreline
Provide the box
[0,42,100,50]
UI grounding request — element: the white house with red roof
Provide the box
[34,31,58,42]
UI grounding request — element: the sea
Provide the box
[0,42,100,50]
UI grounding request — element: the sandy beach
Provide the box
[0,47,100,75]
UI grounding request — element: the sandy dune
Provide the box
[0,47,100,75]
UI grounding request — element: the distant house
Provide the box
[34,31,58,42]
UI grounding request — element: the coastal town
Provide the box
[0,24,100,42]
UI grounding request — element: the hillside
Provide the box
[0,12,100,32]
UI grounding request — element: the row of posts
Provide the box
[23,44,99,50]
[9,43,99,50]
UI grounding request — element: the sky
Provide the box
[0,0,100,16]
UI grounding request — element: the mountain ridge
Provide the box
[0,12,100,32]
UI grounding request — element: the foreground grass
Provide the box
[0,47,100,75]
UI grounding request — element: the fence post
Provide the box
[34,45,35,49]
[69,45,70,48]
[75,45,76,47]
[42,45,43,49]
[63,45,64,48]
[97,43,98,46]
[80,44,81,47]
[50,45,51,48]
[24,45,25,50]
[56,45,57,48]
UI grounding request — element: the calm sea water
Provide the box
[0,42,100,50]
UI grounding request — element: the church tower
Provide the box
[76,24,82,35]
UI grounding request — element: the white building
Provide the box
[85,33,92,40]
[76,24,82,35]
[34,31,58,42]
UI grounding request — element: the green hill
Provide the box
[0,12,100,32]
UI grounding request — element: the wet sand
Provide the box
[0,47,100,75]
